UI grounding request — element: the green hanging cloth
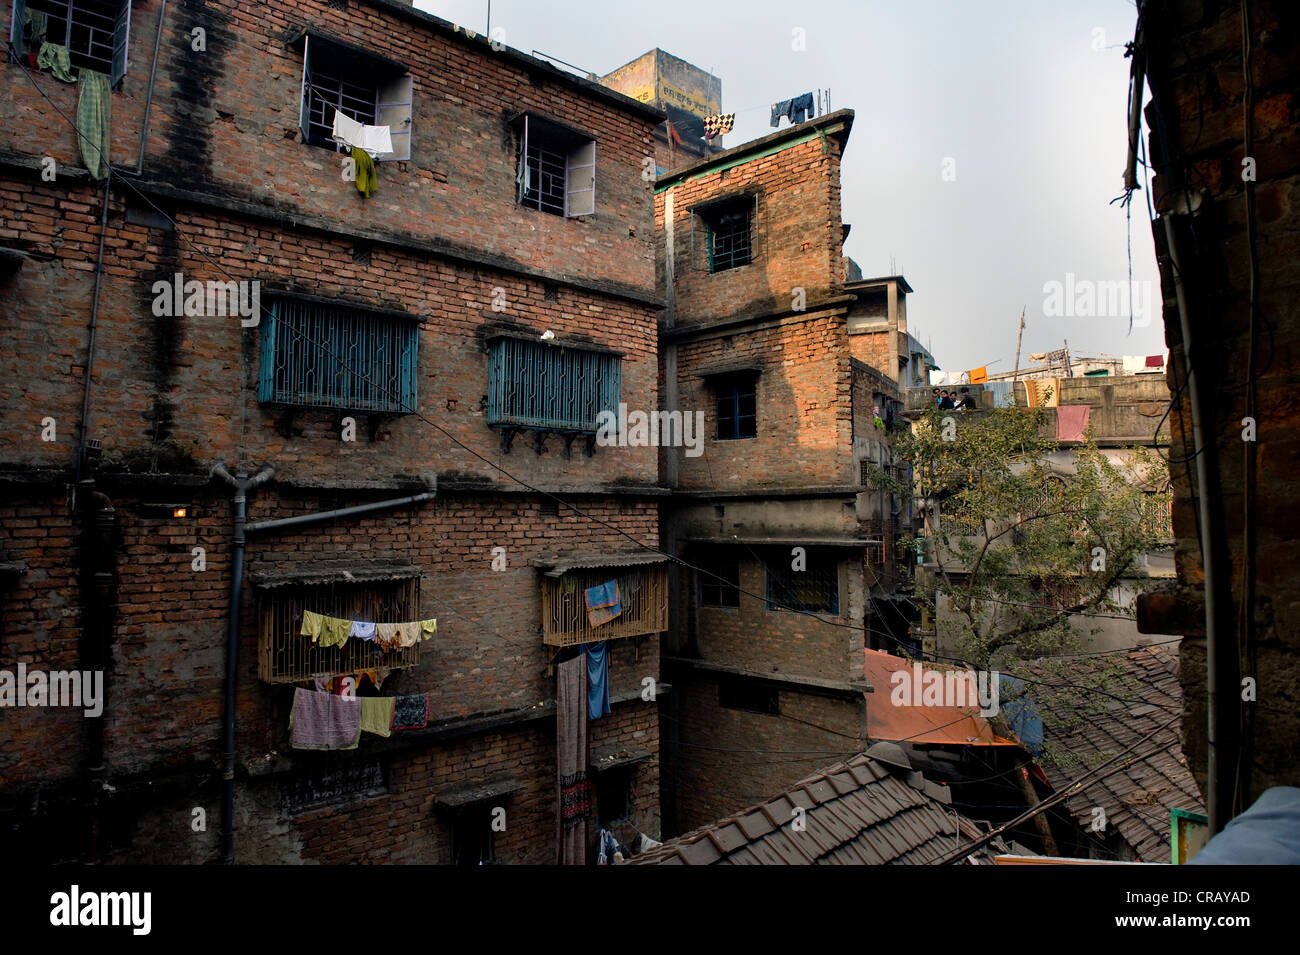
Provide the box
[352,146,377,198]
[23,10,49,56]
[37,42,76,83]
[76,70,112,180]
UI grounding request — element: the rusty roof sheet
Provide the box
[1020,643,1204,862]
[863,649,1020,746]
[533,551,669,576]
[628,752,1000,866]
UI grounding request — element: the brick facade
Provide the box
[0,0,667,863]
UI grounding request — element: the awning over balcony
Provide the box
[534,551,669,578]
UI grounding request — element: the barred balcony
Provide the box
[535,554,669,647]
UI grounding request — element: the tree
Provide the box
[872,404,1170,671]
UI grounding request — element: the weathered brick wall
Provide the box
[655,125,848,325]
[1143,0,1300,799]
[0,0,658,295]
[0,194,659,488]
[671,676,862,832]
[690,553,863,685]
[672,311,853,490]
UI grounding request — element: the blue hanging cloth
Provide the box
[586,641,611,720]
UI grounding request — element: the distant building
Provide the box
[600,48,725,173]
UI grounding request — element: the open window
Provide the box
[513,113,596,217]
[16,0,131,85]
[296,31,412,161]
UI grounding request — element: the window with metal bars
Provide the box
[765,551,840,614]
[714,372,757,440]
[257,297,419,414]
[514,114,596,217]
[295,33,413,160]
[19,0,131,82]
[256,576,422,684]
[698,553,740,608]
[706,198,753,272]
[487,336,620,433]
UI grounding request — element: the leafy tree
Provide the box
[872,404,1170,671]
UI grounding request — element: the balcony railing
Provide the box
[541,564,668,647]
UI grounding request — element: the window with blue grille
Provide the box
[714,372,757,440]
[765,550,840,614]
[487,337,620,433]
[258,297,418,414]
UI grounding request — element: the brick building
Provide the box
[0,0,670,863]
[651,110,923,833]
[1133,0,1300,832]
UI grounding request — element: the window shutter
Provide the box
[10,0,26,60]
[110,0,131,88]
[298,35,311,141]
[376,73,413,162]
[565,140,595,217]
[515,115,529,203]
[399,323,418,412]
[257,300,279,403]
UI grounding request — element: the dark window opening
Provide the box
[718,677,779,715]
[298,36,412,159]
[699,555,740,608]
[595,770,632,827]
[705,198,753,272]
[451,805,496,866]
[765,551,839,614]
[714,372,757,440]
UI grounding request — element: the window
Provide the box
[765,551,839,614]
[487,336,620,433]
[698,555,740,608]
[515,114,596,217]
[20,0,131,83]
[718,677,779,715]
[256,572,423,683]
[297,33,412,161]
[258,296,418,414]
[714,372,757,440]
[451,805,496,866]
[704,197,753,272]
[595,770,632,827]
[540,563,669,647]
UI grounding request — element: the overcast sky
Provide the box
[417,0,1164,375]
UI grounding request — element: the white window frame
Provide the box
[515,114,597,218]
[298,33,412,163]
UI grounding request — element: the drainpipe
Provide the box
[133,0,168,175]
[210,463,436,862]
[76,468,117,861]
[211,461,275,865]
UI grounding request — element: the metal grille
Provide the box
[708,202,752,272]
[258,298,418,413]
[303,62,378,149]
[1140,494,1173,541]
[541,565,668,647]
[31,0,120,75]
[487,338,621,432]
[257,576,422,683]
[519,138,567,215]
[765,554,840,614]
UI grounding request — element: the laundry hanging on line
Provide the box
[331,109,394,156]
[770,92,814,127]
[585,580,623,628]
[703,112,735,139]
[300,610,436,650]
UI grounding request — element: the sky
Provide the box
[416,0,1165,375]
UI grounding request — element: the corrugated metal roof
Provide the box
[628,752,1003,866]
[250,562,422,589]
[533,551,670,577]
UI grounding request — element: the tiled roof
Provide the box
[628,751,1001,865]
[1020,643,1205,861]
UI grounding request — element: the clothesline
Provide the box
[300,609,436,650]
